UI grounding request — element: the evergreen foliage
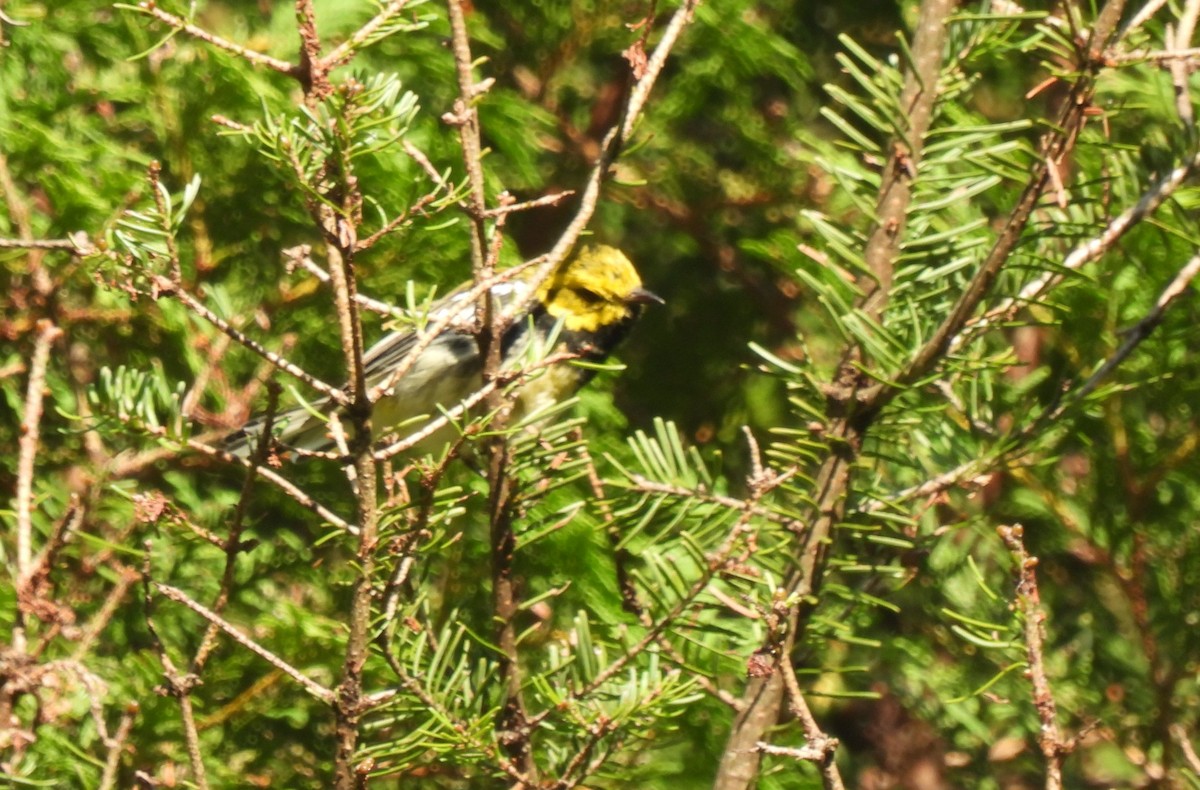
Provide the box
[3,1,1200,787]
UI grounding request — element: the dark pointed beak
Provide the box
[626,287,665,306]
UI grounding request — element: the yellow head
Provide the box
[535,245,662,333]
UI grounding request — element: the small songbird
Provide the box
[226,245,662,458]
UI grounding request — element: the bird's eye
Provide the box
[576,287,603,304]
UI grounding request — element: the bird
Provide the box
[225,245,661,459]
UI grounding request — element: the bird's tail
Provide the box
[223,399,334,459]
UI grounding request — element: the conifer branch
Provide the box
[874,0,1129,409]
[716,1,959,785]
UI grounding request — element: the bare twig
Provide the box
[287,246,410,319]
[779,654,845,790]
[0,235,95,253]
[1167,0,1200,127]
[445,0,490,280]
[483,191,574,218]
[191,383,281,674]
[186,436,355,533]
[1028,252,1200,432]
[98,702,139,790]
[402,140,447,185]
[163,277,348,405]
[133,3,300,76]
[1123,0,1172,36]
[73,564,141,662]
[21,498,85,597]
[142,555,210,790]
[871,455,1001,511]
[355,187,443,251]
[1171,724,1200,775]
[15,320,63,650]
[756,742,833,762]
[1118,44,1200,61]
[953,148,1200,351]
[531,0,700,294]
[155,582,337,704]
[999,525,1069,790]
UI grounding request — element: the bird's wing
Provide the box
[362,327,424,386]
[362,277,534,387]
[224,275,536,457]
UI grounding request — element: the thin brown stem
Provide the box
[322,0,412,70]
[483,191,574,218]
[443,2,537,777]
[291,14,382,779]
[779,654,845,790]
[98,702,139,790]
[999,525,1068,790]
[327,198,380,790]
[134,3,301,77]
[858,0,953,321]
[530,0,700,295]
[15,321,61,574]
[155,582,336,704]
[72,564,140,662]
[445,0,490,279]
[14,320,63,652]
[163,276,348,405]
[1119,44,1200,61]
[287,247,411,319]
[0,235,95,252]
[186,436,355,533]
[142,556,210,790]
[355,187,444,251]
[1124,0,1172,35]
[191,383,281,674]
[1167,0,1200,126]
[1171,724,1200,775]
